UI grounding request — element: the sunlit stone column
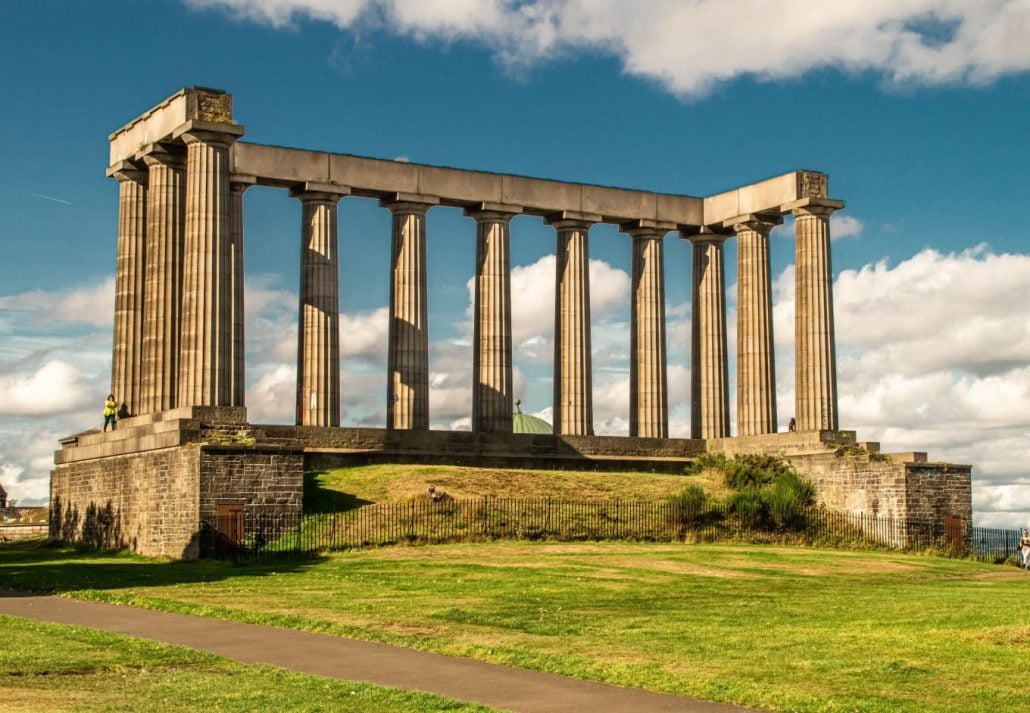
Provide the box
[383,197,437,430]
[624,224,669,439]
[293,187,346,427]
[110,163,147,416]
[730,216,780,436]
[548,213,597,436]
[229,178,254,408]
[789,196,844,431]
[178,125,242,406]
[468,206,520,433]
[140,147,185,414]
[688,233,730,440]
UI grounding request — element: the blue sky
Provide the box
[0,1,1028,526]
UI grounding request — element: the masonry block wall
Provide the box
[50,446,201,558]
[198,447,304,522]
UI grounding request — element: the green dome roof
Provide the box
[512,401,552,434]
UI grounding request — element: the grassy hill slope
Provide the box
[306,464,729,511]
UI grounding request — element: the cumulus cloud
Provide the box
[0,360,94,417]
[186,0,1030,96]
[0,278,114,327]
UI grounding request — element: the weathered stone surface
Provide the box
[551,218,593,436]
[229,180,251,408]
[626,227,668,438]
[470,210,514,433]
[294,191,343,427]
[732,218,778,436]
[385,200,432,430]
[140,148,185,414]
[111,167,147,416]
[792,200,840,430]
[178,128,239,407]
[688,234,729,439]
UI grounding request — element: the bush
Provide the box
[684,452,732,476]
[728,489,768,529]
[724,454,798,490]
[765,471,815,530]
[667,484,708,526]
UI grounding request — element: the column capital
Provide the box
[722,213,783,235]
[380,193,439,214]
[781,196,845,217]
[620,218,675,239]
[141,143,186,169]
[545,210,602,230]
[107,159,147,183]
[230,173,258,191]
[174,119,246,147]
[290,181,349,203]
[464,202,522,222]
[681,227,730,245]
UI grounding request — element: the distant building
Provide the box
[512,401,553,435]
[0,483,7,509]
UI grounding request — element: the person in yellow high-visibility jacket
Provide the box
[103,394,117,432]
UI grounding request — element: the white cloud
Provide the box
[340,306,389,359]
[830,214,863,241]
[0,360,94,417]
[186,1,1030,97]
[0,278,114,327]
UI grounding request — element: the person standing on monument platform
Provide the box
[103,394,118,432]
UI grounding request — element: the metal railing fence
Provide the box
[198,498,1020,563]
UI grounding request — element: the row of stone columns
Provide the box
[114,151,840,437]
[110,123,245,416]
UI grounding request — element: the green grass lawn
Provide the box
[306,463,725,511]
[1,539,1026,712]
[0,613,493,712]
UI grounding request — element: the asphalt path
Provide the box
[0,590,760,713]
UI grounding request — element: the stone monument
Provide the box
[50,88,972,558]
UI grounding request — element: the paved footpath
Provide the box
[0,591,758,713]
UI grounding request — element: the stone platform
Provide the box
[50,407,972,559]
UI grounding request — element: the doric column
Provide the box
[729,216,780,436]
[110,163,147,417]
[177,124,243,406]
[788,196,844,431]
[624,224,669,439]
[140,147,185,414]
[548,212,598,436]
[229,178,254,408]
[688,233,730,439]
[293,188,346,427]
[468,206,520,433]
[383,196,437,430]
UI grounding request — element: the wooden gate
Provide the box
[215,503,244,557]
[944,514,964,547]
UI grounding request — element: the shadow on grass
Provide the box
[304,471,373,513]
[0,539,328,595]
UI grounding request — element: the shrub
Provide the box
[684,452,732,476]
[728,489,768,529]
[667,484,708,525]
[765,471,815,530]
[724,454,798,490]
